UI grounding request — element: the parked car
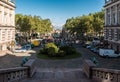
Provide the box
[90,45,96,51]
[86,43,93,49]
[92,47,99,53]
[14,48,27,53]
[92,37,100,45]
[22,44,32,50]
[99,49,120,57]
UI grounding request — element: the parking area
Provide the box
[77,46,120,70]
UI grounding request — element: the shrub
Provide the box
[39,48,47,54]
[38,42,80,59]
[70,47,77,54]
[60,46,77,55]
[47,47,57,56]
[57,50,65,57]
[45,43,59,56]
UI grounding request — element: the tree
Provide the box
[15,14,54,39]
[63,10,104,41]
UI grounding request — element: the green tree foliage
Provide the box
[15,14,53,36]
[64,10,104,40]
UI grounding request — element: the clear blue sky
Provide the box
[16,0,105,28]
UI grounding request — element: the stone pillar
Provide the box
[7,9,10,26]
[115,5,117,25]
[6,12,9,26]
[1,6,4,25]
[0,5,2,25]
[110,7,112,25]
[11,10,15,26]
[105,9,107,26]
[118,5,120,25]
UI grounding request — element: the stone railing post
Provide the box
[23,59,36,78]
[83,60,96,79]
[0,73,5,82]
[118,74,120,82]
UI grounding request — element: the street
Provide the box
[0,44,120,70]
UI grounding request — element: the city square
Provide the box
[0,0,120,82]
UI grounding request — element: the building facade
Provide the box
[0,0,15,51]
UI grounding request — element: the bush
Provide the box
[60,46,77,55]
[38,43,81,59]
[47,47,57,56]
[45,43,59,56]
[39,48,47,54]
[57,50,65,57]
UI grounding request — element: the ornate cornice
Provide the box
[0,0,15,8]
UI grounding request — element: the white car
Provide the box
[99,49,120,57]
[14,48,26,53]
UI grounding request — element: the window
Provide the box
[111,29,114,39]
[118,11,120,25]
[117,29,120,40]
[108,14,110,25]
[112,13,116,25]
[9,14,12,26]
[4,13,7,25]
[106,29,109,39]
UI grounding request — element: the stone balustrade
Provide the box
[0,67,28,82]
[92,67,120,82]
[0,59,36,82]
[83,59,120,82]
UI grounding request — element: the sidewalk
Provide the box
[0,50,13,57]
[0,51,7,57]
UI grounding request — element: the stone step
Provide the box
[20,68,95,82]
[21,79,94,82]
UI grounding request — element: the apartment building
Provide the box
[0,0,15,51]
